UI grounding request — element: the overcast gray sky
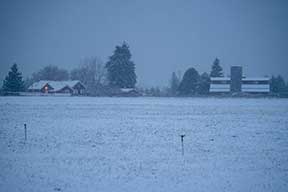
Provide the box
[0,0,287,87]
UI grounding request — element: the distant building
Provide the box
[119,88,140,96]
[209,77,231,93]
[241,78,270,93]
[210,66,270,94]
[107,87,141,97]
[28,80,86,95]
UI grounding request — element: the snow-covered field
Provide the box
[0,97,288,192]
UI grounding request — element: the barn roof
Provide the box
[210,77,270,81]
[210,77,231,81]
[241,77,270,81]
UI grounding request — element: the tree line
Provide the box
[146,58,288,97]
[1,42,137,96]
[164,58,223,96]
[1,42,288,97]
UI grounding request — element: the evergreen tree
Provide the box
[270,76,277,93]
[210,58,224,77]
[169,72,180,96]
[270,75,286,93]
[106,42,137,88]
[149,87,161,96]
[198,72,210,95]
[2,63,25,92]
[178,67,200,95]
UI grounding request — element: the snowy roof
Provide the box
[241,77,270,81]
[120,88,136,93]
[210,77,231,81]
[28,80,83,91]
[211,77,270,81]
[28,81,49,90]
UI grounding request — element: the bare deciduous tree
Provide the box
[71,57,106,94]
[32,65,69,82]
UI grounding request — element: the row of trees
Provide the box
[2,43,137,95]
[1,44,288,96]
[167,58,223,96]
[167,58,288,97]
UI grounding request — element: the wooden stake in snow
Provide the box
[181,134,185,156]
[24,124,27,141]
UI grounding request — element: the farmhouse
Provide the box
[210,66,270,94]
[28,80,86,95]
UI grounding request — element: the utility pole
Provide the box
[180,134,185,156]
[24,124,27,142]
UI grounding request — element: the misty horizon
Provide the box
[1,0,288,87]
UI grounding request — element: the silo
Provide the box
[230,66,242,93]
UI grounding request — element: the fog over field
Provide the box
[1,97,288,191]
[1,0,288,87]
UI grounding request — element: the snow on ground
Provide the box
[0,97,288,192]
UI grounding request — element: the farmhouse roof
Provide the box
[28,80,84,91]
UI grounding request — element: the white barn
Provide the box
[209,77,270,93]
[209,66,270,94]
[241,77,270,93]
[209,77,231,93]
